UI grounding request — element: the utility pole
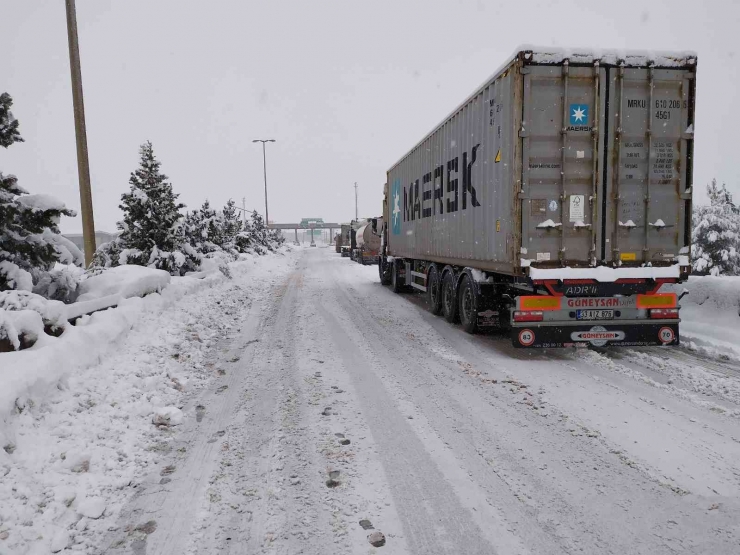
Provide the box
[65,0,96,266]
[242,197,247,226]
[252,139,275,227]
[354,181,358,221]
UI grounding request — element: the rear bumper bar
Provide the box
[511,321,679,348]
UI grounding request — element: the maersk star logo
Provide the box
[391,179,401,235]
[569,104,589,125]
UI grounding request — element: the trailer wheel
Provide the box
[427,266,443,315]
[458,274,478,334]
[379,257,392,285]
[391,259,405,293]
[441,271,459,323]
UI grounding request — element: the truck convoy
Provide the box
[378,47,695,348]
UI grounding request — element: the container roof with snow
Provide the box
[388,46,697,173]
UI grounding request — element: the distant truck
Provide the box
[348,218,371,261]
[354,218,382,265]
[339,224,352,257]
[378,47,695,348]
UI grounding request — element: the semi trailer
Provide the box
[378,47,695,348]
[348,218,373,261]
[354,219,383,265]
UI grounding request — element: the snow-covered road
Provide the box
[91,247,740,555]
[50,248,740,554]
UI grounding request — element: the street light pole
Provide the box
[354,182,358,221]
[65,0,96,267]
[252,139,275,226]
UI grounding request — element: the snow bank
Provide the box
[0,290,67,328]
[667,276,740,312]
[663,276,740,358]
[0,309,44,351]
[76,265,171,302]
[0,250,287,420]
[0,249,295,555]
[0,273,207,419]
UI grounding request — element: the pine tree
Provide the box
[1,93,82,292]
[116,141,198,275]
[0,93,23,148]
[199,200,223,252]
[221,199,242,252]
[234,214,253,253]
[182,200,224,255]
[692,179,740,276]
[250,211,268,249]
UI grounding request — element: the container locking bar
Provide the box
[559,60,570,265]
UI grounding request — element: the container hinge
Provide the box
[520,66,532,75]
[680,191,692,200]
[519,128,529,138]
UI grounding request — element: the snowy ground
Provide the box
[3,247,740,554]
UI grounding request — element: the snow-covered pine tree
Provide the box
[249,210,269,253]
[90,238,124,270]
[1,93,83,292]
[182,200,224,255]
[692,179,740,276]
[199,200,224,252]
[234,214,253,253]
[181,208,203,251]
[116,141,199,275]
[268,227,285,248]
[221,199,242,253]
[0,93,23,148]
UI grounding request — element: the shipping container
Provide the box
[379,47,695,348]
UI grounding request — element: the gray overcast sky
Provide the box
[2,0,738,233]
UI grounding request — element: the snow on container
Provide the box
[379,46,696,348]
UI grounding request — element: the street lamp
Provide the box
[252,139,275,226]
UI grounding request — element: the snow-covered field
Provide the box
[2,247,740,554]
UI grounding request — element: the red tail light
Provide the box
[650,308,679,319]
[514,310,543,322]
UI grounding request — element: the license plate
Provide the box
[576,309,614,321]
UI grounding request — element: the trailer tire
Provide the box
[458,274,478,334]
[427,265,443,315]
[441,271,459,323]
[391,259,405,294]
[379,257,392,285]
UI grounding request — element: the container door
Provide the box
[604,67,695,264]
[521,63,606,267]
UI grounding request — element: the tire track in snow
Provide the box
[314,299,500,555]
[319,250,740,554]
